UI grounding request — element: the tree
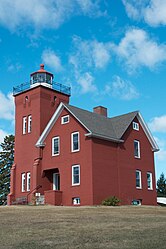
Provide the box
[157,172,166,197]
[0,135,15,205]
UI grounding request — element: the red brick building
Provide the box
[8,65,159,206]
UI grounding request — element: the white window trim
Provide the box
[52,136,60,156]
[21,173,26,192]
[23,117,27,134]
[134,140,140,158]
[147,172,153,190]
[136,170,142,189]
[71,132,80,152]
[27,172,30,191]
[133,122,139,131]
[72,165,80,186]
[61,115,69,124]
[28,115,32,133]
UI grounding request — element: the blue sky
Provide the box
[0,0,166,180]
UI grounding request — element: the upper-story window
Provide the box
[147,172,153,190]
[61,115,69,124]
[134,140,140,158]
[21,173,26,192]
[27,172,31,191]
[23,117,27,134]
[28,115,32,133]
[71,132,80,152]
[52,136,60,156]
[136,170,142,189]
[133,122,139,131]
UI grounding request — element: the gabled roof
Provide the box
[36,102,159,152]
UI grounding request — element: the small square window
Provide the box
[133,122,139,131]
[72,197,80,205]
[134,140,140,158]
[61,115,69,124]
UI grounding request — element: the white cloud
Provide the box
[148,115,166,132]
[105,76,139,100]
[70,36,111,70]
[123,0,166,27]
[76,72,97,94]
[0,0,104,32]
[42,49,63,72]
[114,28,166,71]
[0,129,8,144]
[7,63,22,72]
[0,91,14,121]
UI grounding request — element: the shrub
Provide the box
[102,196,120,206]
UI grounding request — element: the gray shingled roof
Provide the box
[64,104,138,141]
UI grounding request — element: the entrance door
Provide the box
[53,173,60,190]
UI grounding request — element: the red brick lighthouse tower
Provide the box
[8,64,71,205]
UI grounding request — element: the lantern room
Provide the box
[30,64,53,89]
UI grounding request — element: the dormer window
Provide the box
[133,122,139,131]
[61,115,69,124]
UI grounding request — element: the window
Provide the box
[23,117,27,134]
[21,173,26,192]
[28,115,32,133]
[72,165,80,186]
[136,170,142,189]
[147,172,153,190]
[72,197,80,205]
[52,137,60,156]
[71,132,80,152]
[134,140,140,158]
[53,173,60,190]
[27,172,31,191]
[133,122,139,131]
[61,115,69,124]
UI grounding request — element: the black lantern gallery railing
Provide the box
[13,81,71,96]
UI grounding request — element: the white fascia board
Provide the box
[36,102,64,147]
[137,112,159,152]
[85,133,124,143]
[63,104,91,134]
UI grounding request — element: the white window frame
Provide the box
[147,172,153,190]
[134,140,140,158]
[28,115,32,133]
[71,132,80,152]
[72,165,80,186]
[21,173,26,192]
[23,117,27,134]
[61,115,69,124]
[27,172,30,191]
[136,170,142,189]
[52,136,60,156]
[133,122,139,131]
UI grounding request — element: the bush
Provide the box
[102,196,120,206]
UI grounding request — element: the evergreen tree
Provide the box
[157,172,166,197]
[0,135,15,205]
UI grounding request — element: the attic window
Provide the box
[61,115,69,124]
[133,122,139,131]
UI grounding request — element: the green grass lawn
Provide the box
[0,205,166,249]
